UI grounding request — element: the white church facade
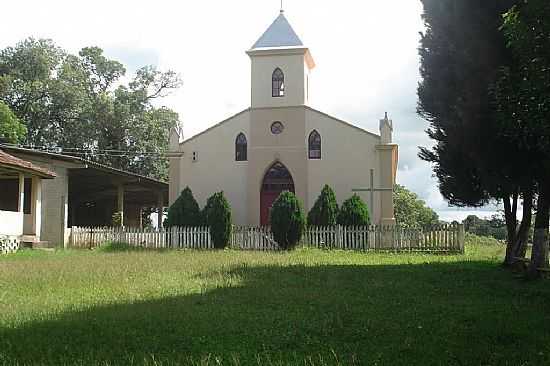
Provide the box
[169,11,398,227]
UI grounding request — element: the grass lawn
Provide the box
[0,240,549,365]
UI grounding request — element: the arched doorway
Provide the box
[260,162,295,226]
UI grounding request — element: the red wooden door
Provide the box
[260,191,281,226]
[260,162,295,226]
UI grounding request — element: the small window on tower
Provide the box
[192,151,198,162]
[272,68,285,97]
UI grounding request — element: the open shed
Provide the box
[0,145,168,247]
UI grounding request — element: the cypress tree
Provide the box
[166,187,201,227]
[307,185,339,226]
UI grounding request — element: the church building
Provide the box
[169,10,398,226]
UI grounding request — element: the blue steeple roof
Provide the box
[251,12,304,49]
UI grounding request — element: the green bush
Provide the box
[111,212,122,227]
[307,185,339,226]
[204,192,232,249]
[270,191,306,250]
[465,233,503,246]
[337,194,370,226]
[166,187,202,227]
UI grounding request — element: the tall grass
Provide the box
[0,242,548,365]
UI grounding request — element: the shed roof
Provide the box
[0,145,166,188]
[0,149,56,178]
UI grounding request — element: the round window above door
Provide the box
[271,121,284,135]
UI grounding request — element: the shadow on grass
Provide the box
[1,261,549,365]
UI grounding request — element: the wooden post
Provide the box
[117,184,124,227]
[31,177,42,240]
[17,173,25,213]
[458,224,465,253]
[157,191,164,230]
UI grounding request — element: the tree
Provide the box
[0,38,182,180]
[166,187,202,228]
[307,185,339,226]
[394,185,439,228]
[270,192,306,250]
[463,214,508,241]
[204,192,232,249]
[337,195,370,226]
[417,0,533,267]
[497,0,550,276]
[0,101,26,143]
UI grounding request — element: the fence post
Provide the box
[458,224,465,253]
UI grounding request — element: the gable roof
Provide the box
[179,106,381,146]
[251,12,304,50]
[180,108,251,145]
[305,106,382,140]
[0,149,56,178]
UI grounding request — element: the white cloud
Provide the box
[0,0,492,221]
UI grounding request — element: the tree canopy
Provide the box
[496,0,550,275]
[0,38,181,180]
[0,101,26,143]
[417,0,537,267]
[394,185,439,228]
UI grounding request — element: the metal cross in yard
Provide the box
[353,169,394,214]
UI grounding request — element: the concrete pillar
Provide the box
[61,195,68,249]
[157,191,164,230]
[17,173,24,213]
[117,184,124,227]
[169,127,183,206]
[376,144,398,227]
[31,177,42,239]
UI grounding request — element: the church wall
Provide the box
[177,111,250,225]
[251,52,306,108]
[247,106,308,226]
[305,109,383,224]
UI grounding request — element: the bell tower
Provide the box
[247,10,315,109]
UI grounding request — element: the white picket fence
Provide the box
[69,226,212,250]
[69,224,465,253]
[1,236,19,255]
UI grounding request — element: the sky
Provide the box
[0,0,500,222]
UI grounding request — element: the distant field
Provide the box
[0,240,549,366]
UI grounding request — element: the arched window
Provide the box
[272,68,285,97]
[308,130,322,159]
[235,133,248,161]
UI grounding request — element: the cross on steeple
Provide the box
[280,0,284,13]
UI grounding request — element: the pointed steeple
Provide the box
[251,12,304,50]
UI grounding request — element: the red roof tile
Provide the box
[0,149,56,178]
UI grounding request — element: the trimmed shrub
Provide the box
[166,187,202,227]
[337,194,370,226]
[111,212,122,227]
[204,192,232,249]
[307,185,339,226]
[270,191,306,250]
